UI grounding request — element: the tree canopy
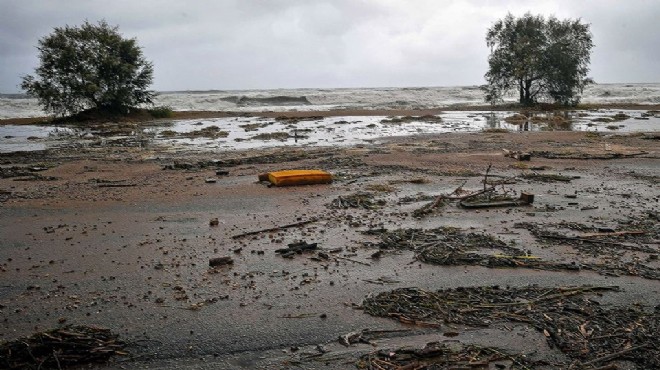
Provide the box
[484,13,593,106]
[21,20,154,117]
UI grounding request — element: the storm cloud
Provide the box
[1,0,658,92]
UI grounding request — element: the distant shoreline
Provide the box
[1,103,659,126]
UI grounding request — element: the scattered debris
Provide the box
[365,226,659,279]
[0,166,55,179]
[459,192,534,208]
[503,148,531,161]
[362,286,659,368]
[357,342,539,369]
[338,329,411,347]
[530,151,649,160]
[0,325,126,369]
[412,165,532,216]
[327,192,385,210]
[339,330,367,346]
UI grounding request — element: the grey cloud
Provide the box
[1,0,658,93]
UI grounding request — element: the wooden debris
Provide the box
[231,218,318,239]
[361,286,658,368]
[503,148,531,161]
[275,241,318,258]
[358,341,538,369]
[0,325,126,369]
[365,226,660,280]
[209,256,234,267]
[334,255,370,266]
[459,192,534,208]
[327,192,385,210]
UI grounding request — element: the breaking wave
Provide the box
[2,83,659,119]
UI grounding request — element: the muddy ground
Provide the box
[0,122,659,369]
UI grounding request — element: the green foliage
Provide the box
[21,20,155,117]
[148,106,173,118]
[484,13,594,106]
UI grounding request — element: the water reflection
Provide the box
[0,109,658,153]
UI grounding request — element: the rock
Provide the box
[209,256,234,267]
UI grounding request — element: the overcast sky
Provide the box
[1,0,658,93]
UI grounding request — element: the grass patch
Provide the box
[504,113,527,123]
[251,132,291,141]
[482,128,509,133]
[148,106,173,118]
[240,122,273,132]
[380,115,442,125]
[161,126,229,138]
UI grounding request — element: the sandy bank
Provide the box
[1,103,659,126]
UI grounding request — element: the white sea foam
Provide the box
[1,83,659,119]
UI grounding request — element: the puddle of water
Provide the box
[0,110,658,153]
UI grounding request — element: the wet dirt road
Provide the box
[0,129,658,369]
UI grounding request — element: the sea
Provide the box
[1,83,658,153]
[1,83,659,119]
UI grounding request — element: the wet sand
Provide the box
[0,115,659,368]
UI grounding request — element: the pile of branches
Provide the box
[0,325,126,369]
[368,226,510,251]
[362,286,659,369]
[412,165,520,217]
[367,226,660,280]
[327,192,385,210]
[367,227,542,268]
[514,221,660,280]
[358,341,540,369]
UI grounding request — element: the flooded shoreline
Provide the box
[1,109,658,153]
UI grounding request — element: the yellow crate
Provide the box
[265,170,332,187]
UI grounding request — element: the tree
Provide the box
[484,13,593,106]
[21,20,154,117]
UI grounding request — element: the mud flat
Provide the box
[0,115,658,369]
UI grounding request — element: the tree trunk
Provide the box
[520,79,534,106]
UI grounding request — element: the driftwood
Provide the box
[334,255,371,266]
[231,218,318,239]
[413,164,533,217]
[413,186,495,217]
[275,241,318,258]
[459,192,534,209]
